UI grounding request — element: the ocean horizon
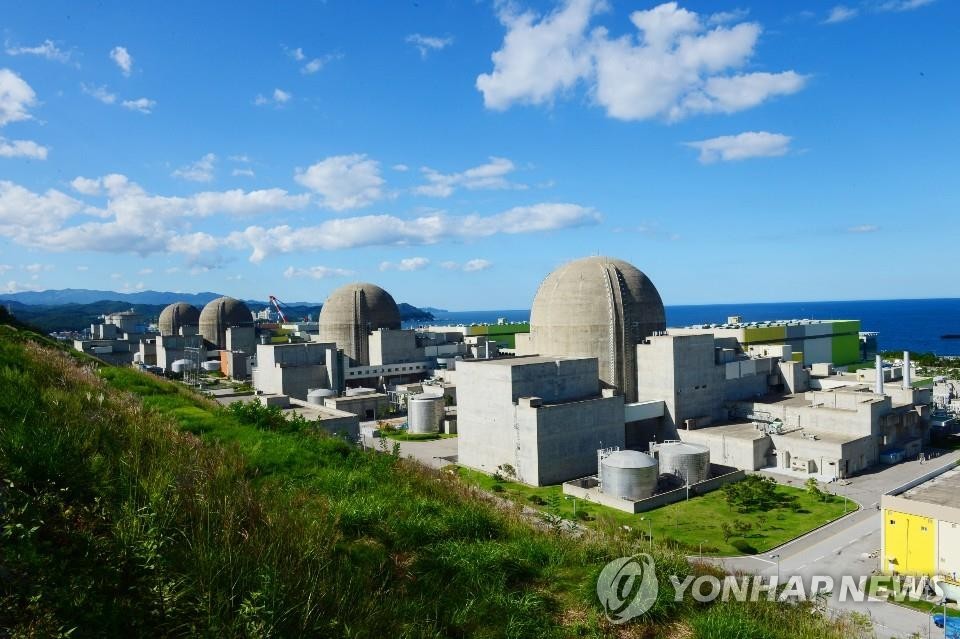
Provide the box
[407,297,960,356]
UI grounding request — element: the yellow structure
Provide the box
[881,466,960,581]
[883,510,937,575]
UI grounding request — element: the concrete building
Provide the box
[635,334,930,480]
[517,256,666,403]
[318,282,401,366]
[158,302,200,337]
[324,391,390,420]
[199,297,253,350]
[252,341,341,401]
[881,465,960,590]
[670,318,862,368]
[76,309,155,365]
[457,356,624,486]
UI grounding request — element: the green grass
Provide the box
[868,577,960,617]
[457,468,851,556]
[0,324,878,639]
[381,430,457,442]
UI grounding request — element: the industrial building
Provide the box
[74,309,155,365]
[456,355,624,486]
[318,282,401,366]
[516,256,666,404]
[670,317,862,368]
[881,464,960,600]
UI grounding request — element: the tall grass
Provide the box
[0,326,877,638]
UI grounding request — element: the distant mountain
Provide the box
[0,288,223,306]
[397,303,433,322]
[419,307,449,314]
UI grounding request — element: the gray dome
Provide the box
[199,296,252,349]
[602,449,658,469]
[318,282,401,365]
[529,256,665,403]
[158,302,200,336]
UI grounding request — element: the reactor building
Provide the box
[318,282,402,366]
[516,256,666,404]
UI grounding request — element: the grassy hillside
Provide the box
[0,323,875,638]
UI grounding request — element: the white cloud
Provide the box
[23,263,53,273]
[0,69,38,126]
[5,39,72,64]
[463,259,492,272]
[877,0,934,11]
[232,168,255,177]
[0,137,47,159]
[255,88,292,107]
[415,157,522,197]
[379,256,430,271]
[70,176,102,195]
[848,224,879,233]
[477,0,598,110]
[477,1,808,122]
[294,154,385,210]
[228,202,600,263]
[406,34,454,58]
[121,97,155,114]
[0,181,87,238]
[0,264,11,274]
[685,131,792,163]
[138,267,153,275]
[81,83,117,105]
[824,5,859,23]
[75,265,89,271]
[441,259,493,272]
[110,46,133,75]
[4,280,41,293]
[707,9,750,25]
[283,265,355,279]
[286,47,306,62]
[172,153,217,182]
[392,164,409,172]
[228,154,251,163]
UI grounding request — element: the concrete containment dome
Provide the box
[158,302,200,336]
[600,450,658,500]
[199,296,252,349]
[529,256,666,403]
[318,282,401,365]
[657,442,710,485]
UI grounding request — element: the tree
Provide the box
[805,477,824,501]
[723,475,779,513]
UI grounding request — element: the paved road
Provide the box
[709,450,960,638]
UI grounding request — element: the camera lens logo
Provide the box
[596,554,658,624]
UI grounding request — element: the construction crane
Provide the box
[268,295,289,323]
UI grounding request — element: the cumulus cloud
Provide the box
[441,259,493,272]
[379,257,430,271]
[824,5,859,23]
[284,46,340,74]
[110,46,133,75]
[294,154,385,210]
[685,131,792,163]
[227,202,600,263]
[877,0,934,11]
[392,164,409,172]
[0,137,48,159]
[0,69,38,126]
[121,97,155,114]
[848,224,879,233]
[81,83,116,104]
[254,88,292,107]
[415,157,522,198]
[283,265,355,279]
[5,39,72,64]
[232,168,255,177]
[172,153,217,182]
[477,1,807,121]
[70,176,102,195]
[406,34,454,58]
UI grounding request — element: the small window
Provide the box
[889,520,896,525]
[921,526,928,532]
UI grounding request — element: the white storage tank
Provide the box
[202,360,221,372]
[657,442,711,485]
[407,394,444,434]
[171,359,196,374]
[599,450,658,500]
[307,388,337,405]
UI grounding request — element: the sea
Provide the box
[409,298,960,357]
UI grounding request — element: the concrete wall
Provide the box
[324,393,389,420]
[226,326,256,356]
[679,428,772,471]
[369,329,421,365]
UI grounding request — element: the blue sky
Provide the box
[0,0,955,309]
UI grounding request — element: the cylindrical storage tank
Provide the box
[600,450,658,500]
[171,359,196,374]
[407,394,444,434]
[658,442,711,485]
[202,360,221,372]
[307,388,337,405]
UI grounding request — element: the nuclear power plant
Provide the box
[73,254,935,497]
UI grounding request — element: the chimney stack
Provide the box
[902,351,912,390]
[875,354,884,395]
